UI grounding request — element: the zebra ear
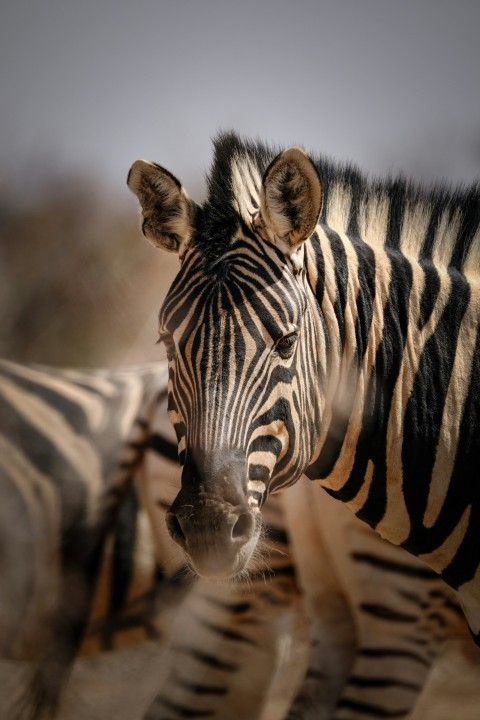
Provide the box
[260,147,322,251]
[127,160,194,253]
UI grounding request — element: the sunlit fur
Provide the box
[135,132,480,641]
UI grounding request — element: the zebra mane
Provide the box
[199,131,480,276]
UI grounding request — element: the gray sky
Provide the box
[1,0,480,202]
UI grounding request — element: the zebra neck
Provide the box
[305,228,480,580]
[305,227,399,477]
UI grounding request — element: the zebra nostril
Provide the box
[165,512,187,549]
[231,512,253,540]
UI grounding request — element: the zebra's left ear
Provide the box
[260,147,322,252]
[127,159,194,254]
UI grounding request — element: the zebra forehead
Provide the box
[161,261,301,336]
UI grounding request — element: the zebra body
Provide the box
[0,357,473,718]
[0,359,168,718]
[0,358,307,720]
[127,131,480,642]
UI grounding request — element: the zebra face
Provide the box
[128,139,323,579]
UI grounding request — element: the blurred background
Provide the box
[1,0,479,368]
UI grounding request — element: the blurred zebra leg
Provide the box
[283,480,466,720]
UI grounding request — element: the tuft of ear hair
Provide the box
[127,160,193,253]
[260,147,322,251]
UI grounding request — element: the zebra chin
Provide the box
[188,535,261,580]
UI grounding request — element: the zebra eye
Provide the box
[275,332,298,356]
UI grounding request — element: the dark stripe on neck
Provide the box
[352,238,376,361]
[345,166,363,238]
[417,261,441,331]
[401,270,471,556]
[449,189,480,269]
[326,228,348,349]
[437,323,480,589]
[385,178,408,252]
[328,250,413,524]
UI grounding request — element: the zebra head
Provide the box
[128,134,325,579]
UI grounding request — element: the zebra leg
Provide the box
[0,476,128,718]
[319,496,465,720]
[281,480,466,720]
[281,480,357,720]
[14,523,120,720]
[408,630,480,720]
[285,599,356,720]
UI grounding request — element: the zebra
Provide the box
[0,359,171,719]
[0,357,470,719]
[127,130,480,644]
[0,357,305,720]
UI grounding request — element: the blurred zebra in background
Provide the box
[0,358,306,720]
[0,359,476,720]
[0,359,169,718]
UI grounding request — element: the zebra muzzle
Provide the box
[165,500,259,579]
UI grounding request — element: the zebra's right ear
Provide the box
[260,147,322,255]
[127,160,194,254]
